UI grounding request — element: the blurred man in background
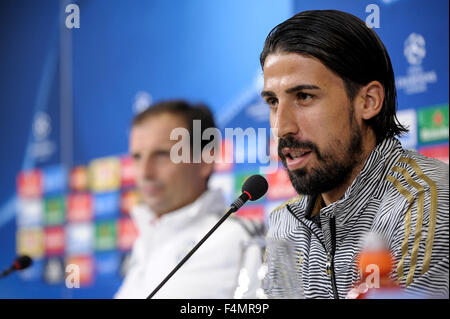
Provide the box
[115,100,262,298]
[261,10,449,298]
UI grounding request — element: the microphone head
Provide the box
[14,255,33,270]
[241,175,268,201]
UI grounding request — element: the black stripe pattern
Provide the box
[266,138,449,299]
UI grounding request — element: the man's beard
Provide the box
[278,109,363,196]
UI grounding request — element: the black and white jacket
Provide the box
[266,138,449,299]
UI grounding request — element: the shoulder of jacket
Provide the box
[270,195,304,214]
[385,152,449,194]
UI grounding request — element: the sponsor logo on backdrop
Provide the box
[31,111,56,162]
[44,226,65,255]
[95,220,117,251]
[44,196,65,225]
[17,198,43,227]
[93,192,120,219]
[266,169,298,200]
[65,255,94,286]
[396,33,437,95]
[418,104,449,143]
[16,227,45,258]
[44,257,65,284]
[69,166,89,192]
[419,144,449,164]
[89,157,121,192]
[42,165,67,195]
[67,193,93,222]
[66,223,94,255]
[120,156,136,188]
[17,169,42,198]
[236,205,264,221]
[117,218,138,251]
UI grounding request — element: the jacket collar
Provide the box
[131,188,226,234]
[302,138,403,225]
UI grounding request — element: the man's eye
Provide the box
[265,98,278,108]
[156,151,170,157]
[297,92,314,101]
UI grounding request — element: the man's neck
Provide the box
[321,159,366,206]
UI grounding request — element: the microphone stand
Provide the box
[147,202,243,299]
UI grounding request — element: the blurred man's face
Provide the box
[130,113,209,216]
[262,53,363,195]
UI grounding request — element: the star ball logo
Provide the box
[396,33,437,95]
[404,33,426,66]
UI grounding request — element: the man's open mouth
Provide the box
[281,148,312,160]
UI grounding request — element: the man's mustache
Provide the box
[277,136,320,161]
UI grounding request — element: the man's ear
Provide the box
[355,81,384,121]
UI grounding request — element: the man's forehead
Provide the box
[130,114,187,149]
[264,53,327,78]
[262,53,342,92]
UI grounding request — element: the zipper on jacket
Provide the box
[326,216,339,299]
[285,205,339,299]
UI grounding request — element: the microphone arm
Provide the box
[146,193,249,299]
[0,267,16,278]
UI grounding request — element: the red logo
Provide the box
[45,227,65,255]
[117,218,138,251]
[236,205,265,221]
[17,170,43,198]
[66,255,94,286]
[121,156,136,188]
[266,169,297,200]
[433,110,444,127]
[67,193,93,222]
[419,144,449,164]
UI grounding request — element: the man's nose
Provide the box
[139,158,156,180]
[272,101,299,139]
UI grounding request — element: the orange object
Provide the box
[358,250,394,279]
[347,244,402,299]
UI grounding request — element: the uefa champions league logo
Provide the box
[396,32,437,95]
[30,111,56,162]
[404,33,426,66]
[33,112,51,142]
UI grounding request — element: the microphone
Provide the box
[0,255,33,279]
[147,174,268,299]
[229,174,269,212]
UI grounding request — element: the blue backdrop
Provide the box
[0,0,448,298]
